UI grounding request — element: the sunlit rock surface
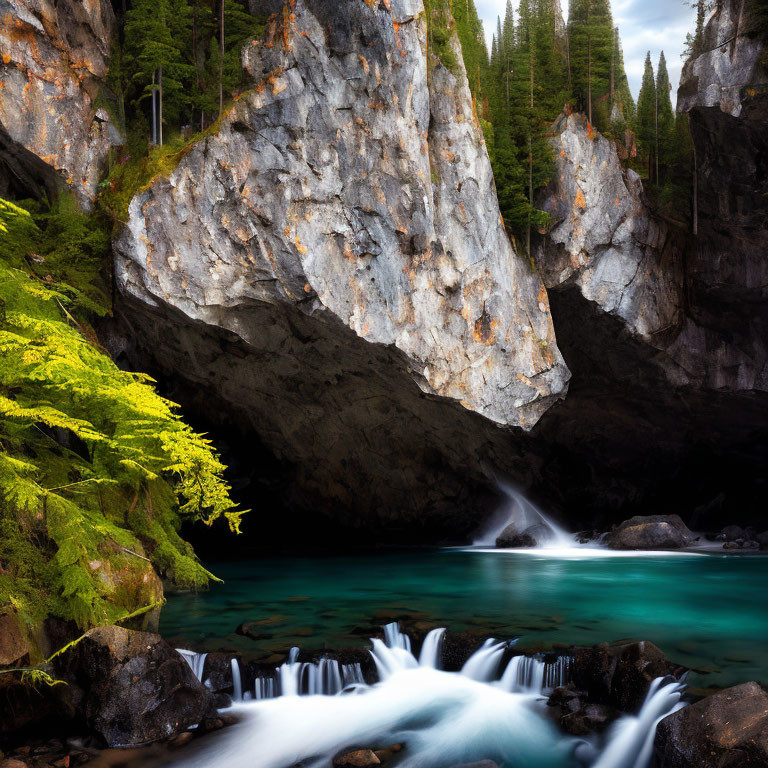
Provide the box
[0,0,120,207]
[112,0,570,533]
[534,112,680,341]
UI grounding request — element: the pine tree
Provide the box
[451,0,489,105]
[636,51,657,180]
[655,51,676,183]
[124,0,196,144]
[567,0,614,128]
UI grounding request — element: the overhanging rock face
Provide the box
[0,0,121,207]
[113,0,570,534]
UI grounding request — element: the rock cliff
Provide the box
[676,0,767,389]
[0,0,120,208]
[526,3,767,528]
[111,0,571,536]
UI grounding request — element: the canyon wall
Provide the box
[110,0,570,537]
[0,0,120,208]
[1,0,765,538]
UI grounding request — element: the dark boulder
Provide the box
[655,682,768,766]
[496,523,550,548]
[55,626,213,747]
[757,531,768,550]
[606,515,695,550]
[571,640,674,711]
[720,525,747,541]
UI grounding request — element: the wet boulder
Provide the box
[654,682,768,767]
[55,626,213,747]
[571,640,674,712]
[720,525,748,541]
[606,515,695,550]
[334,750,381,767]
[496,523,550,548]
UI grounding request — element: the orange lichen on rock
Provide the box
[574,188,586,209]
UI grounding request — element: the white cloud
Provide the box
[474,0,696,107]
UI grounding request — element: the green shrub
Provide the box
[0,199,243,636]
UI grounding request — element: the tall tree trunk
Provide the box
[587,36,592,124]
[159,66,163,146]
[151,69,157,146]
[610,29,615,103]
[219,0,225,117]
[655,87,659,184]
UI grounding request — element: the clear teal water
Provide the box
[160,549,768,689]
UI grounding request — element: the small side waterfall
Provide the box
[473,483,577,549]
[172,623,684,768]
[591,677,687,768]
[176,649,208,682]
[231,658,243,702]
[419,628,445,668]
[254,653,366,699]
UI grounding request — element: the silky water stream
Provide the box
[174,623,685,768]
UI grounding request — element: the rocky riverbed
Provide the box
[1,619,767,768]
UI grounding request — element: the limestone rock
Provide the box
[0,0,121,208]
[534,112,681,342]
[655,682,768,767]
[54,626,212,747]
[677,0,764,118]
[606,515,695,550]
[112,0,569,532]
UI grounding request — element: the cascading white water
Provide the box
[231,658,243,702]
[473,482,577,548]
[419,628,445,668]
[172,622,684,768]
[177,648,208,682]
[254,651,366,699]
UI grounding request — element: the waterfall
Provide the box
[473,482,576,549]
[231,658,243,702]
[460,639,507,682]
[176,649,208,682]
[591,677,687,768]
[498,654,571,694]
[172,623,685,768]
[419,628,445,668]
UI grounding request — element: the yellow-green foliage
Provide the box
[99,111,231,224]
[0,199,243,632]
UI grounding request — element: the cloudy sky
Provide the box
[474,0,697,106]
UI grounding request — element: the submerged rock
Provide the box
[0,0,121,207]
[606,515,695,550]
[54,626,212,747]
[655,682,768,767]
